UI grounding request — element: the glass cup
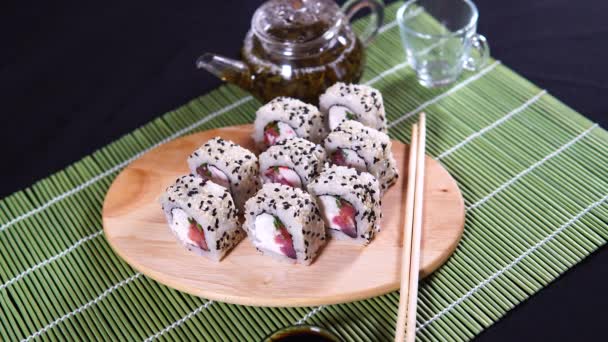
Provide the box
[397,0,489,87]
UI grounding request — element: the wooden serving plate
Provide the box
[102,124,465,307]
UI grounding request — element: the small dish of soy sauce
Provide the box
[263,325,341,342]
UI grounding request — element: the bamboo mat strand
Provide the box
[1,3,607,341]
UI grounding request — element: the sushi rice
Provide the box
[308,164,381,245]
[324,120,399,194]
[252,97,327,150]
[258,137,326,189]
[244,183,326,265]
[187,137,260,211]
[160,174,244,262]
[319,82,387,133]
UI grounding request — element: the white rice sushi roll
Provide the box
[324,120,398,194]
[244,184,326,265]
[258,138,326,189]
[308,165,381,245]
[319,82,387,133]
[160,175,244,262]
[252,97,327,150]
[187,137,260,211]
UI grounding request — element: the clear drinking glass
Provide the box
[397,0,489,87]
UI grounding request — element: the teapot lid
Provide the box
[252,0,344,45]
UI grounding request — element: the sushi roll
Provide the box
[258,137,326,189]
[252,97,327,150]
[308,165,381,245]
[244,184,326,265]
[319,82,387,133]
[160,174,243,262]
[324,120,399,194]
[187,137,260,211]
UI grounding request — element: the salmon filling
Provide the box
[187,217,209,251]
[254,213,296,259]
[328,105,357,130]
[330,148,367,173]
[264,121,297,146]
[262,166,302,188]
[170,208,209,251]
[196,163,230,189]
[318,195,357,238]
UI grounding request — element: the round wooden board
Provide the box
[102,124,465,307]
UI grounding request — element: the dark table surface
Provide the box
[2,0,607,340]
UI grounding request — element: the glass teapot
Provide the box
[197,0,384,104]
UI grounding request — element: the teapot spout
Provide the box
[196,53,251,88]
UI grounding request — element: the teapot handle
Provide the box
[342,0,385,46]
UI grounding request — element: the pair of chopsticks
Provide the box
[394,112,427,342]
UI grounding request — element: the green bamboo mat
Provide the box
[2,2,607,341]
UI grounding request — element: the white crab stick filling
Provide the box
[254,213,283,255]
[317,195,342,231]
[328,105,356,130]
[170,208,196,245]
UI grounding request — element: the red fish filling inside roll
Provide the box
[330,148,367,173]
[318,195,357,238]
[195,163,230,189]
[263,121,297,146]
[170,208,209,251]
[187,217,209,251]
[254,213,296,259]
[262,166,302,188]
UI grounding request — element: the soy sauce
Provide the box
[264,326,341,342]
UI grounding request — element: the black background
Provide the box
[2,0,607,340]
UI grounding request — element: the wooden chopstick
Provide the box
[394,122,419,342]
[405,112,426,342]
[395,113,427,342]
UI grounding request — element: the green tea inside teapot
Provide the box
[197,0,384,104]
